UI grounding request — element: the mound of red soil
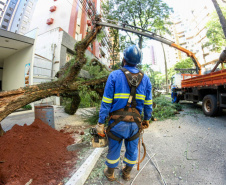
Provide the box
[0,119,76,185]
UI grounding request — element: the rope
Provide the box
[147,152,167,185]
[131,152,167,185]
[130,153,156,185]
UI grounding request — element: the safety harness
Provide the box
[106,67,144,143]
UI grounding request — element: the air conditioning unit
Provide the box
[77,34,82,41]
[46,18,54,25]
[50,6,57,12]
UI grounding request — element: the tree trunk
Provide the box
[0,20,105,135]
[212,0,226,39]
[161,42,168,93]
[138,36,143,49]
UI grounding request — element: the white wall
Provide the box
[2,46,34,91]
[29,0,73,35]
[34,28,63,83]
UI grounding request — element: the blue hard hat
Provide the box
[123,45,142,65]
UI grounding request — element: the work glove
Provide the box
[142,120,149,129]
[95,123,105,137]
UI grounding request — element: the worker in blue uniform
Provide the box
[96,45,152,181]
[171,86,177,103]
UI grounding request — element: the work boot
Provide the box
[104,167,116,181]
[122,165,133,181]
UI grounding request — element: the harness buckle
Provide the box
[130,76,139,86]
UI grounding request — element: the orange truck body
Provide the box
[181,69,226,88]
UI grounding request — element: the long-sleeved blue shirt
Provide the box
[98,65,152,124]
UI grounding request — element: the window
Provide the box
[4,18,9,23]
[6,12,11,16]
[27,6,32,10]
[24,15,29,20]
[2,25,7,29]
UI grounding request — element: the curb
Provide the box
[66,148,105,185]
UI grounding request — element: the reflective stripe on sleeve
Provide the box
[144,99,152,105]
[123,157,137,164]
[106,157,120,164]
[114,93,130,99]
[136,94,145,100]
[114,93,145,100]
[102,96,113,103]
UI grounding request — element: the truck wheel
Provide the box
[202,95,218,117]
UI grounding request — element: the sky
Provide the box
[165,0,210,17]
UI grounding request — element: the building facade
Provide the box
[0,0,111,107]
[170,1,225,72]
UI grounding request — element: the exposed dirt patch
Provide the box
[0,119,77,185]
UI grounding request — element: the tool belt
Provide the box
[106,67,144,143]
[107,108,142,143]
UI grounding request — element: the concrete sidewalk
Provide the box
[1,106,93,132]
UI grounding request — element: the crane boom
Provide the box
[94,21,202,75]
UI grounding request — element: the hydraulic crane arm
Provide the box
[94,21,202,75]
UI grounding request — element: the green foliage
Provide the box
[111,62,121,70]
[142,64,165,89]
[83,107,101,125]
[167,67,176,80]
[83,65,109,79]
[174,103,182,111]
[203,6,226,52]
[78,86,100,108]
[81,107,108,125]
[101,0,173,50]
[174,58,194,69]
[22,104,32,110]
[82,57,110,79]
[96,30,106,42]
[152,96,181,120]
[168,57,194,79]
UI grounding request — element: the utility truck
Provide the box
[172,50,226,116]
[94,16,226,116]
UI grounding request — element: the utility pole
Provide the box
[211,0,226,39]
[161,42,168,93]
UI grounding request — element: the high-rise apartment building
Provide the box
[0,0,37,33]
[171,1,225,72]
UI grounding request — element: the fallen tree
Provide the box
[0,17,108,135]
